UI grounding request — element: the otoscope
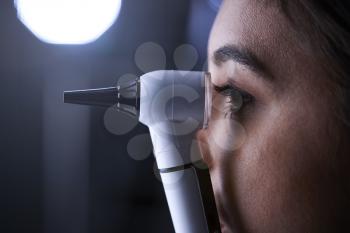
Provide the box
[64,70,221,233]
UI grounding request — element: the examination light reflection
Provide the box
[15,0,122,44]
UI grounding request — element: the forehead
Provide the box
[210,0,291,51]
[208,0,301,78]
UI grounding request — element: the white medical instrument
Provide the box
[64,70,221,233]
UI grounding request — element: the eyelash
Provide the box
[214,84,254,118]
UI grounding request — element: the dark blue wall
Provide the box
[0,1,219,232]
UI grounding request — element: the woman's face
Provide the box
[203,0,348,232]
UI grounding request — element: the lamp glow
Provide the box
[15,0,122,44]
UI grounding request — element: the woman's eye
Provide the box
[214,84,254,118]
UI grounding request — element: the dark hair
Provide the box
[279,0,350,127]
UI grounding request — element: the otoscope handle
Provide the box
[159,159,221,233]
[139,70,221,233]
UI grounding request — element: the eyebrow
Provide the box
[213,45,273,81]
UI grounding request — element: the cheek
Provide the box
[207,95,339,232]
[207,118,248,158]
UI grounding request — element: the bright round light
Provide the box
[15,0,122,44]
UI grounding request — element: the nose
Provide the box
[196,129,214,168]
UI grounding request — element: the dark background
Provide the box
[0,0,220,232]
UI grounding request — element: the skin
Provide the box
[198,0,350,232]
